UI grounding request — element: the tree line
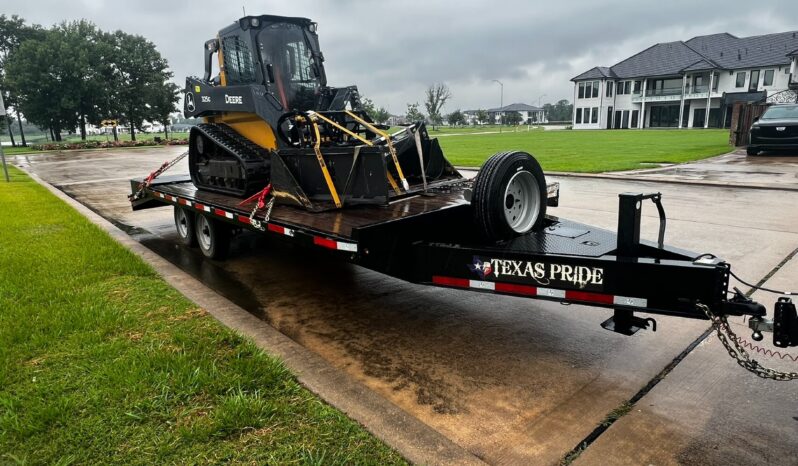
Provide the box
[363,82,573,127]
[0,14,179,144]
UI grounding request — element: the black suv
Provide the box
[748,103,798,156]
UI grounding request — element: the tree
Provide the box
[474,109,488,126]
[405,103,425,123]
[447,109,465,126]
[6,29,74,140]
[372,107,390,124]
[109,30,173,140]
[543,99,573,122]
[504,111,523,126]
[424,83,451,130]
[0,14,43,146]
[6,21,111,141]
[360,97,376,119]
[151,81,180,138]
[359,96,390,124]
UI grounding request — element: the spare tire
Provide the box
[472,151,547,241]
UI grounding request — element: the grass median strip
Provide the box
[438,128,731,171]
[0,166,405,465]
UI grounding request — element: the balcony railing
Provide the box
[684,85,710,95]
[644,87,683,97]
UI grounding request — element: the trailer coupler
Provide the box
[748,297,798,348]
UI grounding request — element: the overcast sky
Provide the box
[3,0,798,114]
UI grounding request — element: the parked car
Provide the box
[747,103,798,155]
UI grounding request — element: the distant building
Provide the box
[571,31,798,129]
[487,103,547,124]
[462,104,546,125]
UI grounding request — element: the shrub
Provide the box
[31,138,188,152]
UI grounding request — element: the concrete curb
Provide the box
[20,167,486,466]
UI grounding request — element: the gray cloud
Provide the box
[4,0,797,114]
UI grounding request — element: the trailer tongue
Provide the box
[130,152,797,381]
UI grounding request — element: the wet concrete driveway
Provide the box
[13,148,798,465]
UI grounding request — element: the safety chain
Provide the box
[241,184,273,232]
[128,150,188,201]
[698,303,798,381]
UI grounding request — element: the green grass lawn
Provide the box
[438,129,731,172]
[0,166,405,465]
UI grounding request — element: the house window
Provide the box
[633,81,641,93]
[735,72,746,88]
[583,108,590,124]
[575,108,582,123]
[712,74,718,92]
[693,75,703,87]
[591,107,598,123]
[578,82,585,99]
[624,81,631,94]
[592,81,599,98]
[606,81,614,97]
[763,69,774,86]
[585,82,593,99]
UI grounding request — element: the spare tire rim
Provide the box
[176,209,190,238]
[503,170,540,233]
[197,215,212,251]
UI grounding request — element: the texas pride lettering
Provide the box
[469,256,603,289]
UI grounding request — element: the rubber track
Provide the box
[191,123,271,197]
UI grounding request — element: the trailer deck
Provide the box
[129,166,798,378]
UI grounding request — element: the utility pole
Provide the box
[492,79,503,133]
[0,92,9,182]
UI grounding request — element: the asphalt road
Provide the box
[12,147,798,465]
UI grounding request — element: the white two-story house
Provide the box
[571,31,798,129]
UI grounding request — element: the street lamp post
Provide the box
[492,79,503,133]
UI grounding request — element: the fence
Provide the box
[728,102,768,147]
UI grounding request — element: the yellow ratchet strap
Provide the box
[345,110,409,191]
[385,171,402,195]
[309,111,373,146]
[310,121,342,208]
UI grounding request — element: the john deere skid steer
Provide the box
[183,15,462,211]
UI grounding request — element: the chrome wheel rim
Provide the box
[176,209,189,238]
[503,170,540,233]
[197,215,212,251]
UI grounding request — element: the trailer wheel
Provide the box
[472,151,547,240]
[174,206,198,247]
[195,214,231,260]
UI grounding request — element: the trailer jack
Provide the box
[748,297,798,348]
[601,309,657,336]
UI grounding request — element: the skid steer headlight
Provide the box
[250,17,260,28]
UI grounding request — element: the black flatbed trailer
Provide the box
[130,173,792,340]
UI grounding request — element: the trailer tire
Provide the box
[472,151,547,241]
[174,206,198,247]
[195,214,231,260]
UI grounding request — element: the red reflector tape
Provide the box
[213,208,226,217]
[565,290,614,305]
[495,282,538,296]
[179,198,189,205]
[432,276,469,288]
[268,224,285,234]
[237,215,250,225]
[194,203,205,211]
[313,236,338,249]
